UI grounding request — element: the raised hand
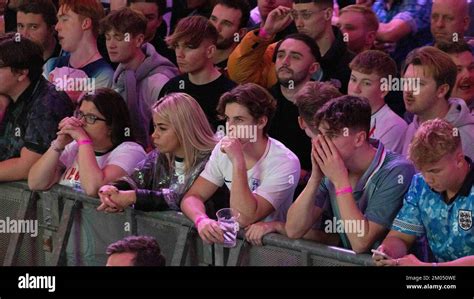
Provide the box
[263,6,294,37]
[57,116,89,144]
[314,134,349,188]
[220,136,244,164]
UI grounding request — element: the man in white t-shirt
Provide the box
[181,83,300,245]
[348,50,407,154]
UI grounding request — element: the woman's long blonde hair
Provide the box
[152,93,217,173]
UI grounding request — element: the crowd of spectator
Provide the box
[0,0,473,266]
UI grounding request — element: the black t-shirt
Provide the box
[159,74,237,130]
[268,85,311,171]
[4,7,17,33]
[149,29,177,66]
[0,77,74,161]
[319,26,355,94]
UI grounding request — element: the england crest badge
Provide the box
[250,178,260,192]
[459,210,472,231]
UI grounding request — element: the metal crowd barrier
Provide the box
[0,181,374,266]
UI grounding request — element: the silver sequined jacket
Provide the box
[112,149,211,211]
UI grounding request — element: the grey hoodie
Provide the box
[113,43,179,149]
[402,98,474,159]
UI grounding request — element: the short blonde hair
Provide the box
[408,118,461,169]
[349,50,397,79]
[339,4,379,32]
[153,93,217,173]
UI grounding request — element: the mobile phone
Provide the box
[371,249,391,259]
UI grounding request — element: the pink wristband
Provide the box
[194,216,208,228]
[335,186,352,196]
[78,139,93,146]
[259,27,269,39]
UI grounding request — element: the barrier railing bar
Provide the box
[124,208,137,236]
[0,182,375,267]
[226,240,245,266]
[202,243,213,266]
[49,199,78,266]
[214,244,225,266]
[3,190,33,266]
[170,226,192,266]
[300,250,312,266]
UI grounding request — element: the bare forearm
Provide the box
[28,147,61,190]
[437,256,474,266]
[377,20,412,42]
[181,196,208,223]
[0,158,31,181]
[336,193,372,252]
[77,145,105,196]
[286,177,321,238]
[0,148,41,182]
[230,161,259,225]
[267,221,286,236]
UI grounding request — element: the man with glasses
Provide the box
[0,32,73,182]
[228,0,354,93]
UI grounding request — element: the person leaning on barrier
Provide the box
[373,119,474,266]
[96,93,217,213]
[0,32,74,182]
[244,81,342,246]
[28,88,146,197]
[285,95,416,253]
[106,235,166,266]
[181,83,300,246]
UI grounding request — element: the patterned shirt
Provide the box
[373,0,431,34]
[0,77,74,161]
[372,0,433,66]
[392,158,474,262]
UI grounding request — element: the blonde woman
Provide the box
[97,93,217,212]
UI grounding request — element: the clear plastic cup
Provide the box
[216,208,240,248]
